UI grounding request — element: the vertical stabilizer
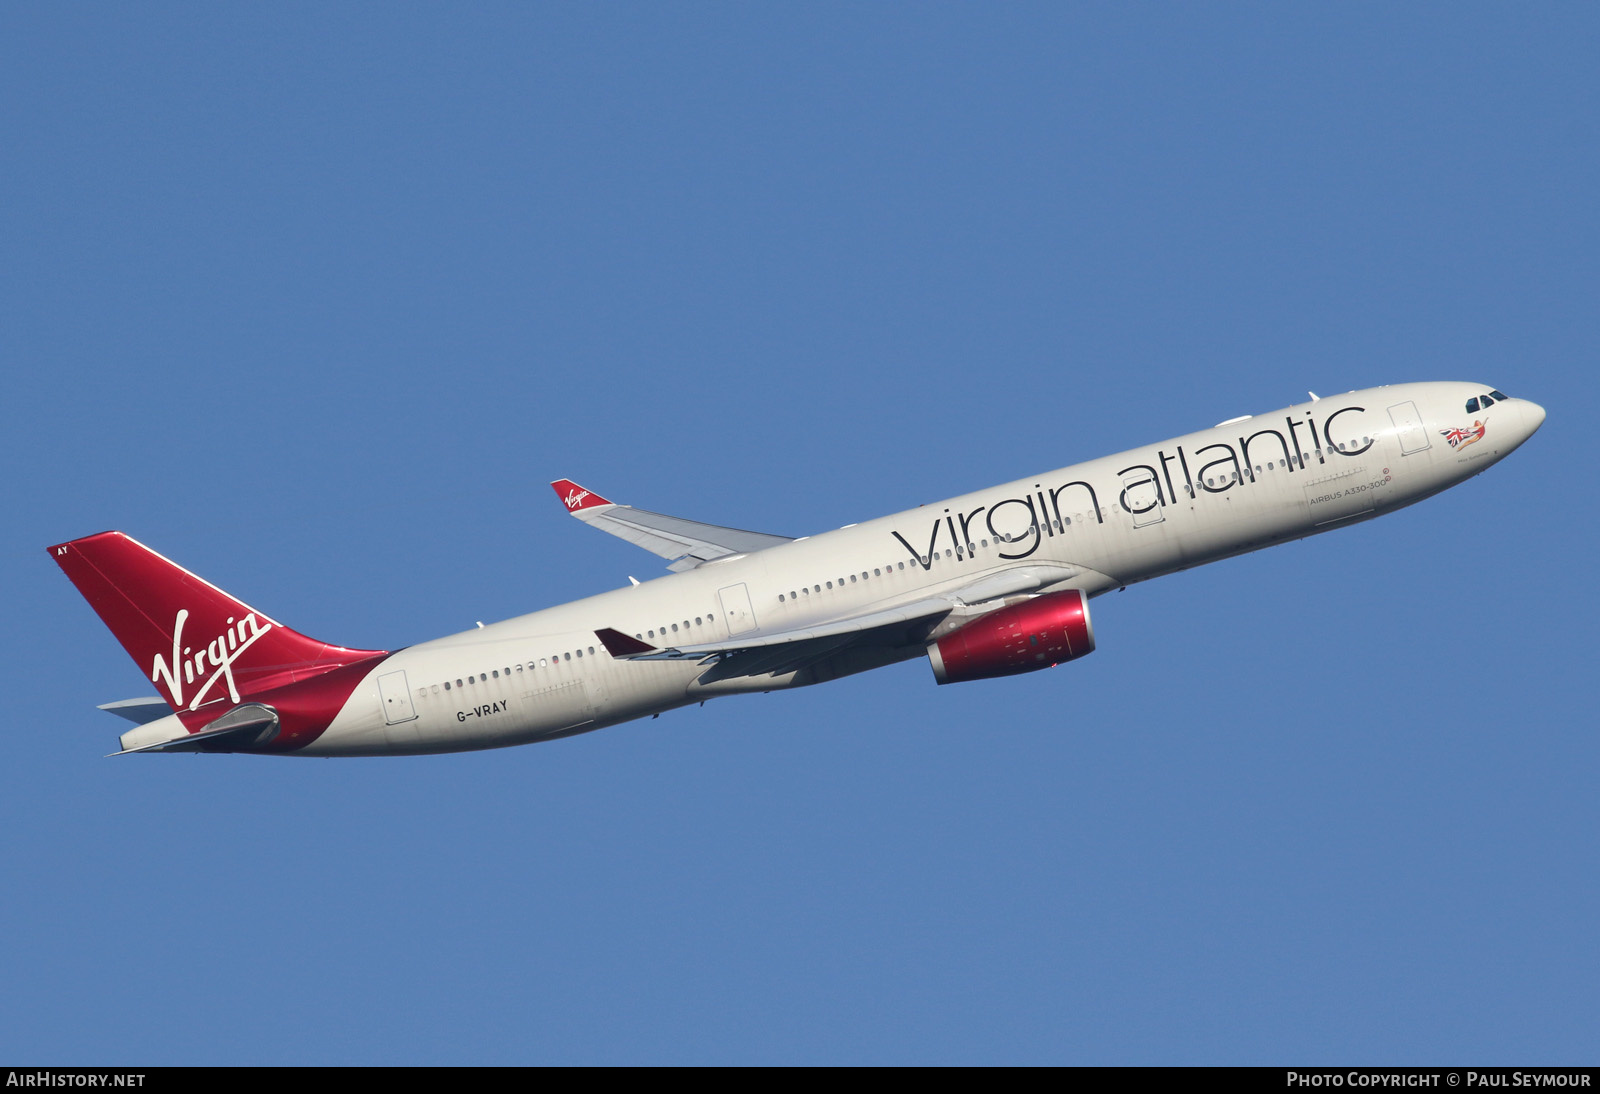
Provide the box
[49,532,385,713]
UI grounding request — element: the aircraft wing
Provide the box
[595,562,1113,680]
[551,479,794,572]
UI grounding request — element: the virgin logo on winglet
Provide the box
[550,480,612,512]
[150,609,275,710]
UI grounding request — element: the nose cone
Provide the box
[1521,399,1547,440]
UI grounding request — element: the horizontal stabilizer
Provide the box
[111,702,280,756]
[98,696,172,725]
[550,479,793,570]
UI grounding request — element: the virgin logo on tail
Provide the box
[150,609,274,710]
[564,488,590,510]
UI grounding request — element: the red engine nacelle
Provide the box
[927,589,1096,685]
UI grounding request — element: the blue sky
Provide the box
[2,4,1594,1064]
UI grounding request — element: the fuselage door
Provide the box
[1388,401,1431,455]
[1120,469,1165,527]
[377,669,418,725]
[718,583,758,636]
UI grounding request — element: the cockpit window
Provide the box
[1468,390,1513,413]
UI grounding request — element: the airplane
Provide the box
[50,381,1544,757]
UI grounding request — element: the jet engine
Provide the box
[926,589,1095,685]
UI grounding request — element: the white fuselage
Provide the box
[302,381,1542,756]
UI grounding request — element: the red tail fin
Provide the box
[49,532,384,713]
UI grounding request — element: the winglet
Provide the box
[596,628,656,658]
[551,480,612,513]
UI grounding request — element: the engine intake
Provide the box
[927,589,1095,685]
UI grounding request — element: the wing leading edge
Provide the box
[550,479,794,571]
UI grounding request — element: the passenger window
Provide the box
[492,670,499,678]
[695,617,702,625]
[779,594,785,602]
[874,569,881,576]
[444,682,451,691]
[538,660,546,669]
[564,653,571,661]
[671,623,679,632]
[849,575,856,583]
